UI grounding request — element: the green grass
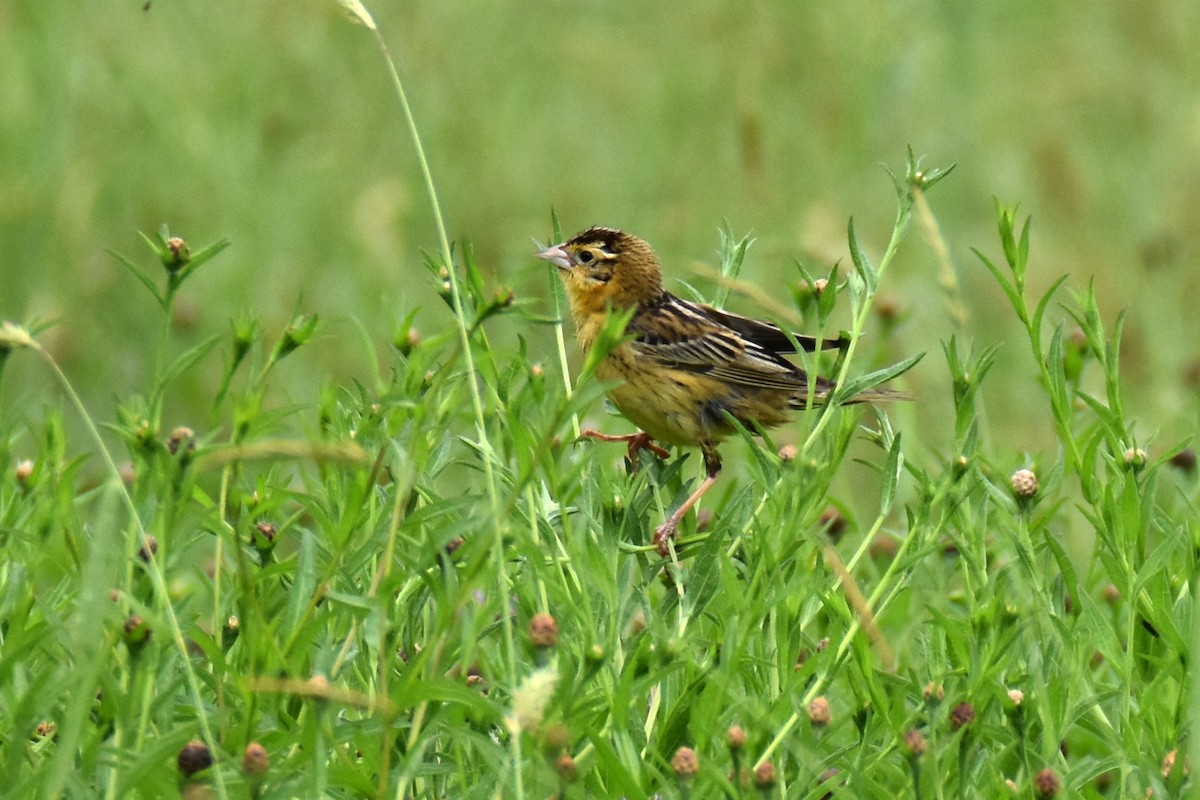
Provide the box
[1,2,1198,799]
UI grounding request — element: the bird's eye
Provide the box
[577,250,594,265]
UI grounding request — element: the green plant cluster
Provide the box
[0,8,1196,799]
[2,154,1195,798]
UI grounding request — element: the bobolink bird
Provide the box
[538,226,904,554]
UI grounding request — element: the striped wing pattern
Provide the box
[629,294,838,394]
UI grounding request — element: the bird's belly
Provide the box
[607,379,702,447]
[596,352,718,447]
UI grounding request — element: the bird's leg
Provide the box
[653,445,722,556]
[579,429,670,469]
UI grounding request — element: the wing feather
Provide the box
[628,294,829,392]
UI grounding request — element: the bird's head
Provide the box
[537,227,664,314]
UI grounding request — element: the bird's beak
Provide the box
[536,243,571,271]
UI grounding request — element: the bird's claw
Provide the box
[580,429,669,471]
[626,432,670,463]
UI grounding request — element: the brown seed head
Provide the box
[177,739,213,776]
[15,459,33,483]
[529,612,559,648]
[168,426,196,456]
[819,506,847,541]
[875,295,901,323]
[923,681,944,704]
[1102,584,1120,604]
[35,721,56,739]
[1169,448,1197,473]
[869,534,899,561]
[808,696,832,727]
[754,760,777,787]
[778,443,798,462]
[949,701,975,732]
[123,615,151,645]
[725,725,746,751]
[556,752,578,783]
[671,746,699,779]
[138,536,158,563]
[1034,767,1060,798]
[903,728,926,757]
[242,741,269,775]
[252,521,278,552]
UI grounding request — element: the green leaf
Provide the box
[847,218,878,294]
[880,431,903,514]
[1045,324,1069,420]
[108,248,166,309]
[153,334,222,399]
[972,248,1022,314]
[1031,274,1070,341]
[837,351,925,401]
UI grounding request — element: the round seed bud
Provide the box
[753,760,777,787]
[725,725,746,751]
[808,696,832,728]
[167,426,196,456]
[1169,448,1196,473]
[252,521,278,552]
[903,728,926,757]
[15,460,33,483]
[1123,447,1147,471]
[165,237,190,269]
[949,701,975,732]
[138,536,158,563]
[1010,469,1038,500]
[923,681,944,704]
[242,741,269,775]
[177,739,213,776]
[123,615,151,646]
[556,753,578,783]
[529,612,559,648]
[1034,767,1060,798]
[869,534,899,561]
[819,506,847,542]
[671,746,699,779]
[875,295,901,324]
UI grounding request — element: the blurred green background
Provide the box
[2,1,1197,454]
